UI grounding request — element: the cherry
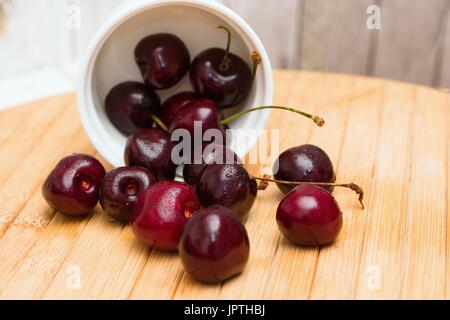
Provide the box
[274,144,335,194]
[135,33,190,90]
[189,26,258,109]
[276,185,343,246]
[105,81,161,136]
[131,181,200,251]
[169,98,226,146]
[183,144,241,187]
[124,128,176,181]
[179,205,250,283]
[99,166,157,222]
[196,163,257,220]
[42,154,106,217]
[159,91,200,127]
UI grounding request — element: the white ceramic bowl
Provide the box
[76,0,273,167]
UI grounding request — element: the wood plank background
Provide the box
[1,0,450,88]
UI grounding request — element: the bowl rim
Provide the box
[76,0,273,167]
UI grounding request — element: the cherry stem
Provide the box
[251,51,261,78]
[175,173,184,180]
[253,175,364,209]
[220,106,325,127]
[149,112,168,131]
[217,25,231,71]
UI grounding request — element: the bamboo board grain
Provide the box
[0,70,448,300]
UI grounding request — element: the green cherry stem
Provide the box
[253,175,364,209]
[218,26,261,78]
[150,112,168,131]
[175,173,184,180]
[217,25,231,71]
[220,106,325,127]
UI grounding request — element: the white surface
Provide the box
[77,0,273,167]
[0,67,74,111]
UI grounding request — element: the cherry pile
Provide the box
[105,26,260,136]
[42,29,364,284]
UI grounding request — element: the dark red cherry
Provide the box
[277,185,343,246]
[99,166,157,222]
[124,128,176,181]
[159,91,200,127]
[274,144,336,194]
[131,181,200,251]
[105,81,161,136]
[135,33,190,90]
[42,154,106,217]
[169,98,226,146]
[196,163,257,220]
[183,144,241,187]
[179,205,250,283]
[189,26,254,109]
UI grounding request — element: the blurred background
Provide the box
[0,0,449,109]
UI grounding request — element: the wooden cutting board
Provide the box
[0,70,448,300]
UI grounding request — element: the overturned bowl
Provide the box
[76,0,273,167]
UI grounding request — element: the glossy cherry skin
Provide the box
[196,163,257,220]
[135,33,190,90]
[124,128,176,181]
[169,99,226,146]
[179,205,250,283]
[190,48,252,109]
[159,91,200,127]
[42,154,106,217]
[99,166,157,222]
[276,185,343,246]
[183,144,241,187]
[131,181,200,251]
[273,144,336,194]
[105,81,161,136]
